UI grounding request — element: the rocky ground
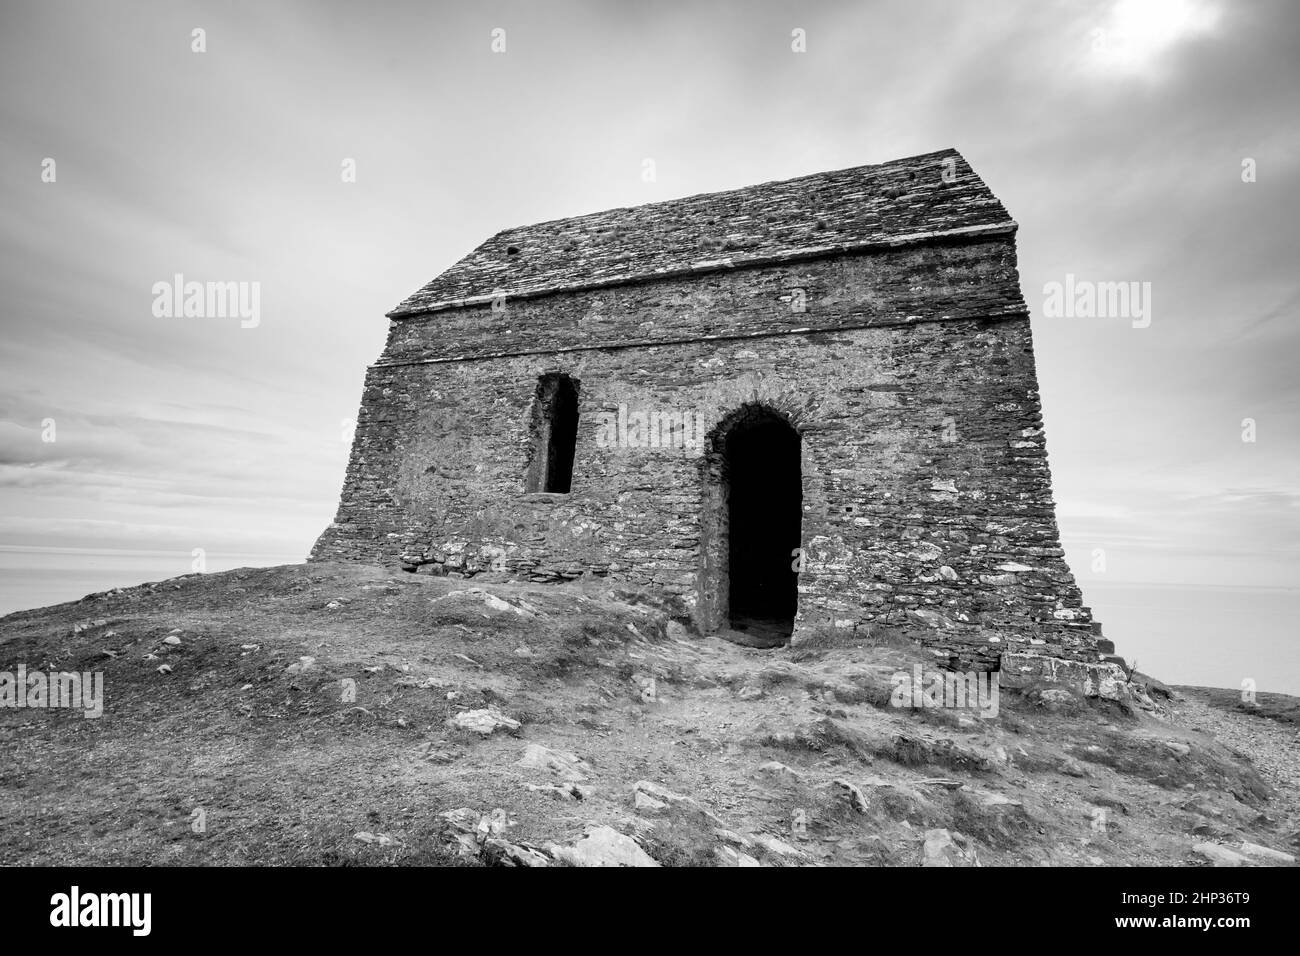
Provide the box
[1169,687,1300,850]
[0,561,1296,867]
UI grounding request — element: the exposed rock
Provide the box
[547,826,659,867]
[439,807,482,833]
[481,837,550,867]
[1002,654,1149,708]
[516,743,591,781]
[438,588,536,617]
[436,806,483,858]
[965,788,1024,813]
[633,790,668,812]
[631,780,724,825]
[713,828,753,848]
[285,656,315,675]
[1192,842,1252,867]
[447,708,521,736]
[473,807,509,839]
[438,807,550,866]
[833,779,869,813]
[750,832,804,860]
[921,828,980,867]
[1235,841,1296,865]
[715,845,762,867]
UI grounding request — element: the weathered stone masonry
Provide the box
[313,148,1106,669]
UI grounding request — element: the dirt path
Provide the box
[1173,694,1300,829]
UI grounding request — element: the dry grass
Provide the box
[0,562,1293,867]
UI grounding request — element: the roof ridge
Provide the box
[390,147,1010,319]
[491,147,965,237]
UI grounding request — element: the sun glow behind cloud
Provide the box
[1088,0,1222,75]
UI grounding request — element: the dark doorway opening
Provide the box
[725,412,801,644]
[544,377,578,492]
[527,374,579,493]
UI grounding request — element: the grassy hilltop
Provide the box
[0,562,1295,867]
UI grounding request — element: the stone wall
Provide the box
[313,238,1098,666]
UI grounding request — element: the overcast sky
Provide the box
[1,0,1297,686]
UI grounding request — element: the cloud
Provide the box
[0,0,1294,600]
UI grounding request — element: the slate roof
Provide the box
[389,148,1015,318]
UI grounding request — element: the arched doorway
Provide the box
[699,404,802,646]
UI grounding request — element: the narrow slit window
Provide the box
[527,374,579,493]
